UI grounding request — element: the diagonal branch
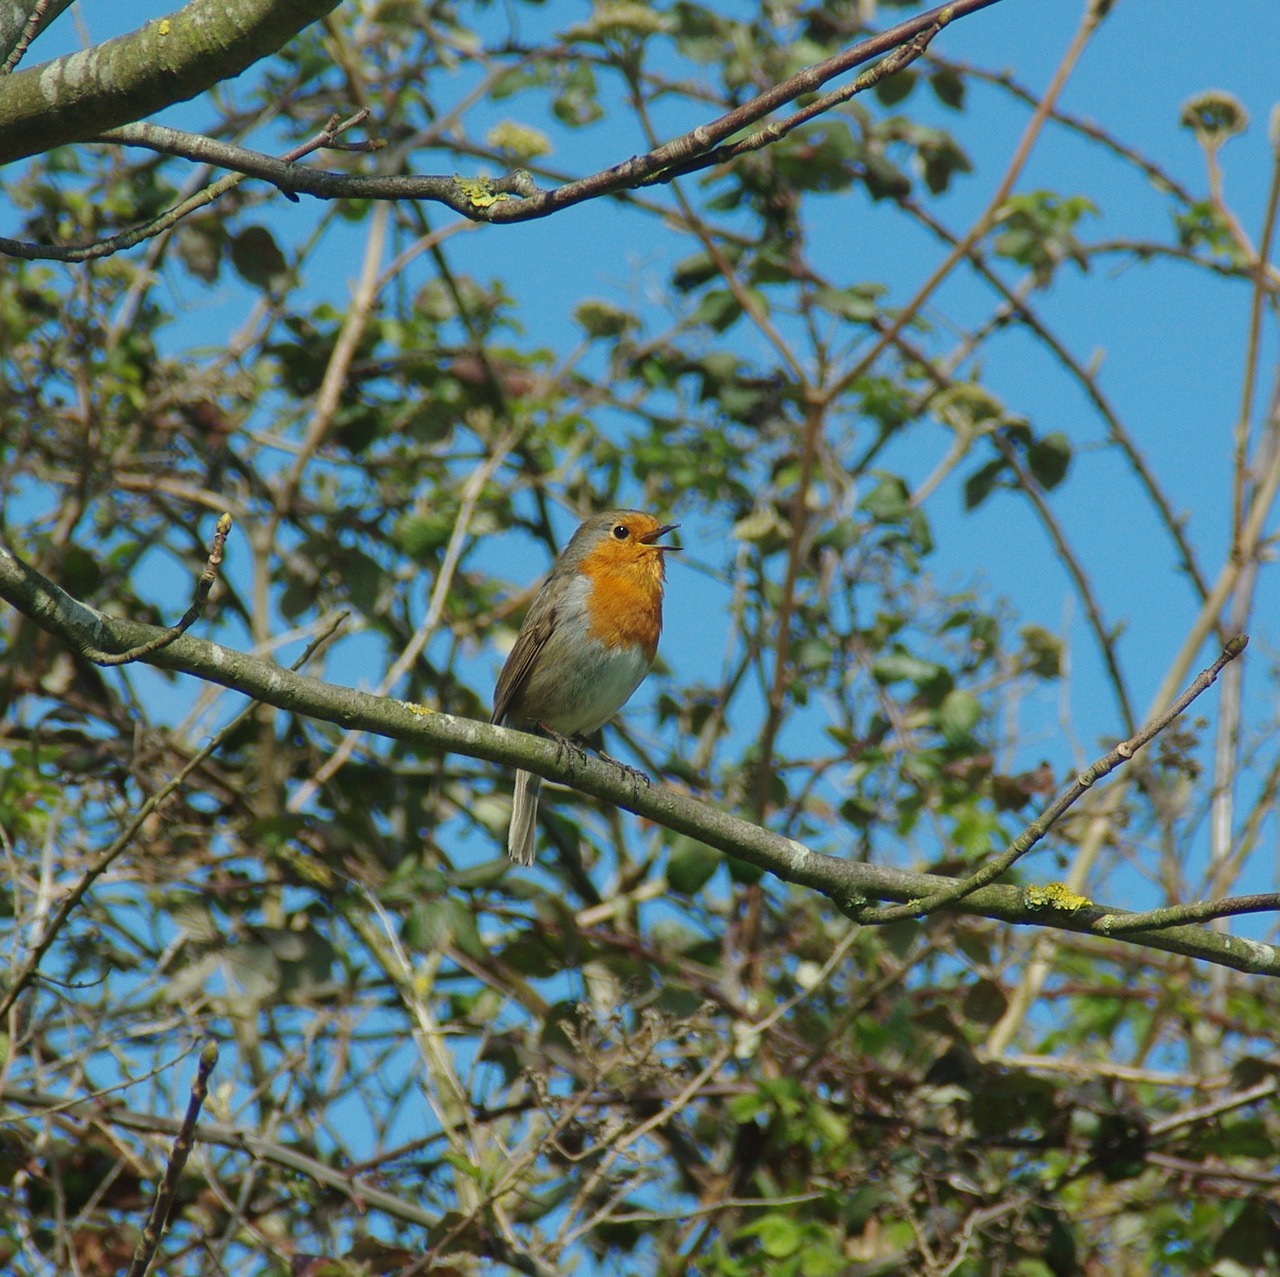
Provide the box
[641,16,949,185]
[0,0,341,165]
[127,1042,219,1277]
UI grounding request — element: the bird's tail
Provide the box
[508,769,541,865]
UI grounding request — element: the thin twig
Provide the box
[931,54,1199,207]
[78,513,231,666]
[1097,892,1280,935]
[990,430,1136,734]
[642,18,948,185]
[287,427,518,812]
[903,195,1213,605]
[1147,1075,1279,1139]
[0,111,371,262]
[127,1041,219,1277]
[855,635,1248,925]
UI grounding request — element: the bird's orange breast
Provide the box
[580,553,666,661]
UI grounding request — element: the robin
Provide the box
[492,510,680,865]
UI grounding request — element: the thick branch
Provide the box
[0,0,339,166]
[1,542,1275,976]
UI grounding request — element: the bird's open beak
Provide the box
[641,522,681,550]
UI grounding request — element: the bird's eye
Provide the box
[612,524,629,540]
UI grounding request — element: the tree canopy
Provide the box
[3,0,1280,1273]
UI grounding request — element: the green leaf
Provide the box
[1020,625,1064,678]
[937,689,982,742]
[175,220,225,283]
[726,855,764,885]
[862,151,912,201]
[740,1212,803,1258]
[918,131,972,195]
[962,978,1009,1025]
[485,121,552,159]
[672,249,724,292]
[667,836,720,894]
[812,283,885,323]
[871,650,943,686]
[860,473,911,523]
[963,458,1008,510]
[930,66,966,110]
[574,299,636,338]
[229,225,289,292]
[552,62,603,126]
[874,68,917,106]
[1027,431,1072,489]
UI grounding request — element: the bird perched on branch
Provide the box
[492,510,680,865]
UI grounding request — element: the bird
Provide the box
[492,510,680,865]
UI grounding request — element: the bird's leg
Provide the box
[541,725,590,770]
[542,727,650,790]
[596,746,651,789]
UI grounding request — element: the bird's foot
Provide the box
[542,727,590,769]
[598,748,651,790]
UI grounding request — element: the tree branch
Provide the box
[127,1041,219,1277]
[0,0,75,74]
[78,512,231,666]
[1,543,1274,976]
[0,110,372,262]
[0,0,340,166]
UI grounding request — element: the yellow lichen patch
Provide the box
[455,176,511,209]
[1024,883,1090,913]
[402,702,436,717]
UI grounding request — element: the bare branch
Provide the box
[0,0,1004,249]
[0,110,371,262]
[127,1041,219,1277]
[78,512,232,666]
[640,16,948,184]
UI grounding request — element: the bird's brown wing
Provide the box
[492,603,556,726]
